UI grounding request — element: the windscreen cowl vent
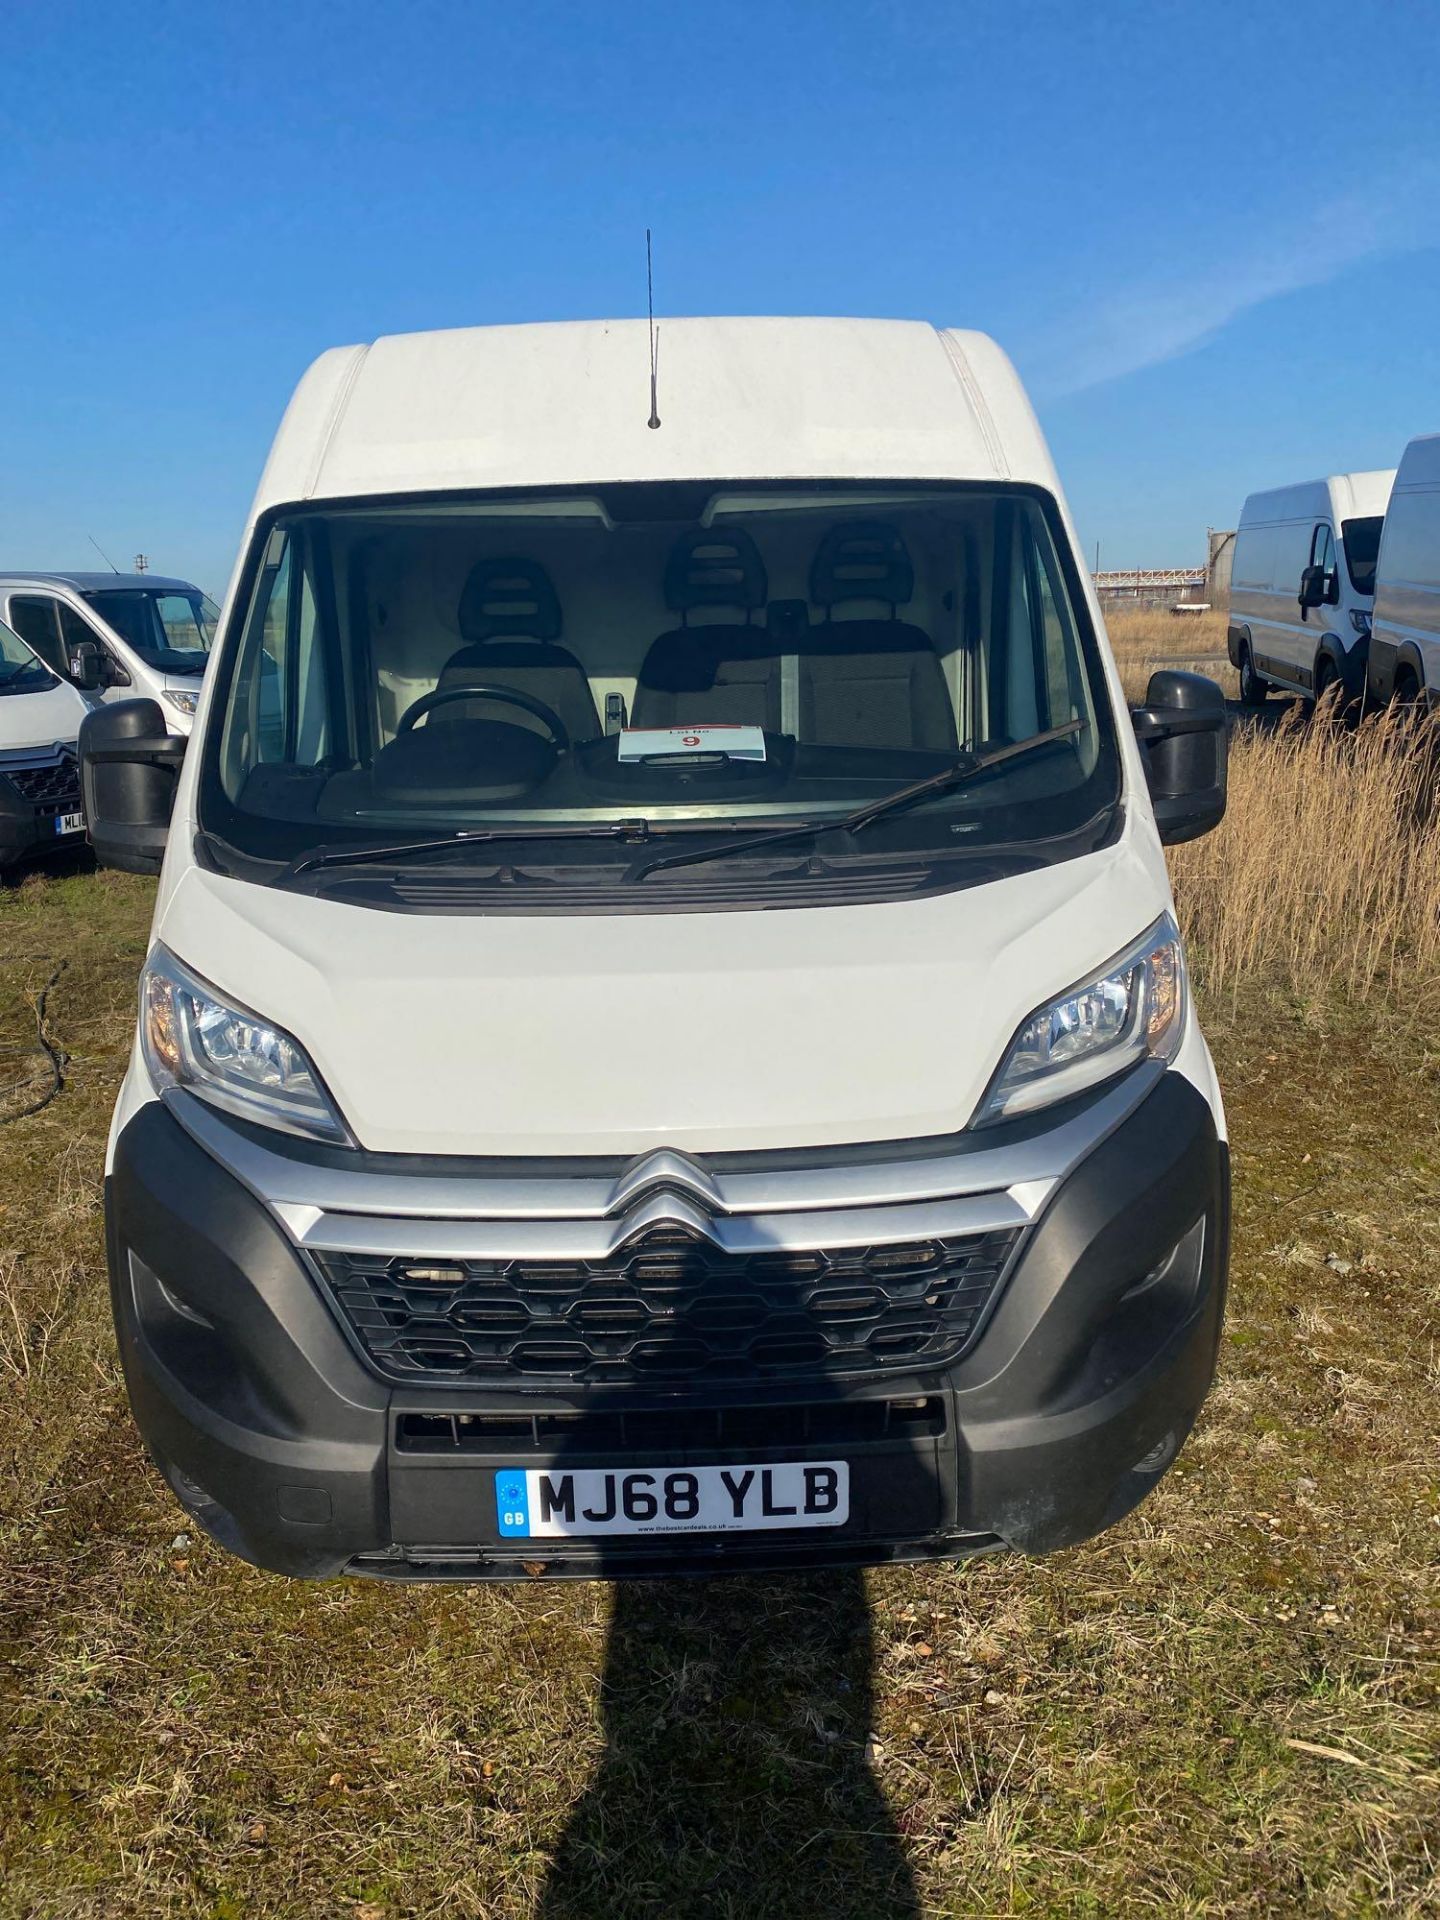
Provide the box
[379,865,943,915]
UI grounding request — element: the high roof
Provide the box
[1395,433,1440,489]
[0,571,204,594]
[248,318,1060,518]
[1239,471,1395,525]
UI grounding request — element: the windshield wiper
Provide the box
[282,819,658,880]
[627,720,1085,882]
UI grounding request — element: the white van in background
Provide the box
[1366,434,1440,709]
[0,614,89,870]
[0,572,219,735]
[1227,472,1393,706]
[80,317,1231,1583]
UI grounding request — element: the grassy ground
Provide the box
[1,847,1437,1916]
[1102,606,1236,704]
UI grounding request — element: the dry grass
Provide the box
[1106,607,1440,1038]
[1172,705,1440,1026]
[1102,606,1236,704]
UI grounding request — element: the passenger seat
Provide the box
[800,523,957,751]
[434,558,600,743]
[631,529,779,731]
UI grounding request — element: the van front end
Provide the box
[107,1019,1226,1580]
[0,629,89,869]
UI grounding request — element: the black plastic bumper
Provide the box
[106,1070,1229,1581]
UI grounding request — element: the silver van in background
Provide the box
[1366,434,1440,710]
[0,572,218,734]
[1227,472,1393,707]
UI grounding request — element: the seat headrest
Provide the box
[809,522,914,609]
[458,558,562,642]
[664,528,767,613]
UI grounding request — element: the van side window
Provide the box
[9,597,65,675]
[221,530,331,792]
[1340,515,1384,595]
[57,602,126,681]
[988,502,1098,758]
[1309,523,1337,587]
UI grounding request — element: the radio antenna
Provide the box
[87,533,120,573]
[646,228,661,430]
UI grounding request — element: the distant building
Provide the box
[1206,528,1235,606]
[1092,566,1207,613]
[1090,529,1236,613]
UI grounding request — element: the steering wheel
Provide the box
[396,683,570,752]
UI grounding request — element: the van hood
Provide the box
[0,676,86,753]
[157,849,1170,1157]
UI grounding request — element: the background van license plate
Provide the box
[494,1462,849,1538]
[55,811,85,836]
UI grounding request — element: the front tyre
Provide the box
[1238,643,1268,707]
[1313,654,1350,725]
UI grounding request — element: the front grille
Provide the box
[313,1222,1021,1386]
[5,757,80,814]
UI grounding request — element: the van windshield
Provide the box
[84,588,218,674]
[200,484,1120,893]
[1342,516,1384,596]
[0,616,55,694]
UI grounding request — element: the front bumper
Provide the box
[106,1069,1229,1580]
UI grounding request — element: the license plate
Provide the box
[495,1461,849,1538]
[54,810,84,836]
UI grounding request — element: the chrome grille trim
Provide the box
[275,1186,1038,1262]
[166,1058,1163,1225]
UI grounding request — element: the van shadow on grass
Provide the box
[519,1177,950,1915]
[536,1569,920,1920]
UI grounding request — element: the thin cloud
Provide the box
[1023,165,1440,400]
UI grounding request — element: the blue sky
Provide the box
[3,0,1438,595]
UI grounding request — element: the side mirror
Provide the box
[78,699,187,874]
[1298,564,1325,613]
[67,640,107,691]
[1130,669,1228,845]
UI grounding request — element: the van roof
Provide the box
[250,318,1058,515]
[0,571,203,594]
[1238,471,1394,527]
[1394,433,1440,489]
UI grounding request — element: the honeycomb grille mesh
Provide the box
[5,757,80,814]
[313,1220,1021,1386]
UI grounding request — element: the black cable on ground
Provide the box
[0,961,68,1125]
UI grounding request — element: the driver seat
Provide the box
[433,558,600,743]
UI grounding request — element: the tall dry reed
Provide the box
[1098,607,1440,1024]
[1170,705,1440,1025]
[1102,607,1234,702]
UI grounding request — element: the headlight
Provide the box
[162,688,199,716]
[140,945,351,1144]
[978,914,1185,1123]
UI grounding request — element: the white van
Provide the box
[80,318,1231,1581]
[1227,472,1393,705]
[0,613,89,869]
[0,572,218,734]
[1366,434,1440,708]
